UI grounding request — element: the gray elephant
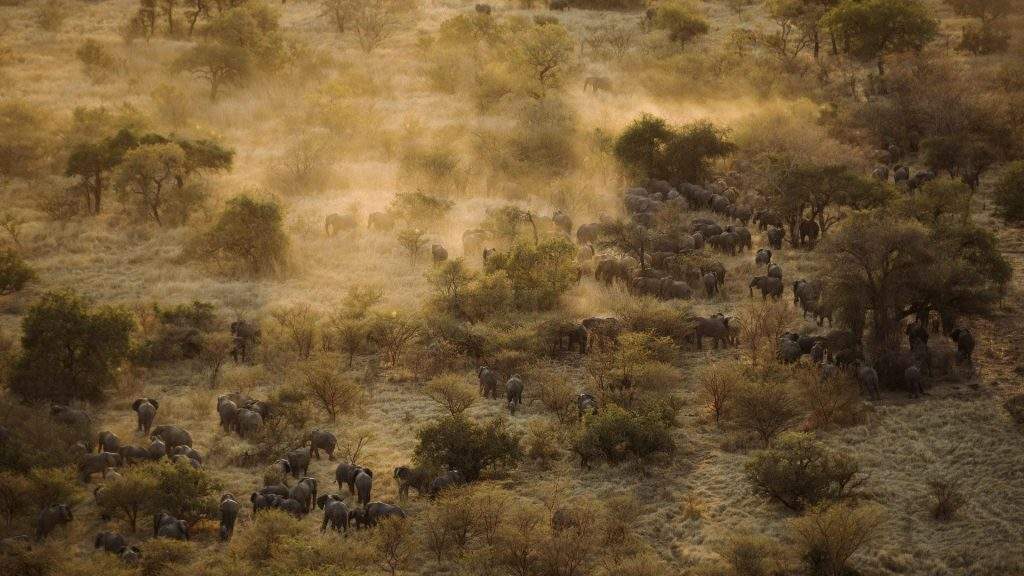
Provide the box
[581,316,622,351]
[754,210,784,231]
[336,462,361,494]
[577,393,598,419]
[429,469,465,497]
[97,431,120,453]
[701,261,726,285]
[691,231,705,250]
[708,233,736,255]
[431,244,448,264]
[150,425,192,449]
[394,466,432,499]
[893,165,910,185]
[755,248,771,266]
[766,226,784,249]
[576,222,601,245]
[325,213,357,237]
[118,445,149,464]
[170,445,203,465]
[552,210,573,236]
[79,452,122,482]
[905,365,924,398]
[236,408,264,438]
[661,278,692,300]
[506,375,524,415]
[118,546,141,565]
[147,439,167,461]
[872,166,889,181]
[853,361,881,401]
[799,219,820,246]
[318,494,350,533]
[51,405,92,430]
[171,454,200,469]
[949,328,975,367]
[777,338,802,364]
[230,321,261,363]
[594,257,633,286]
[749,276,783,300]
[277,497,305,518]
[631,276,663,298]
[251,492,281,513]
[702,272,719,298]
[94,531,126,553]
[154,512,189,540]
[36,504,72,541]
[691,316,731,349]
[216,396,239,432]
[131,398,159,435]
[352,502,406,529]
[305,429,337,460]
[478,366,499,399]
[583,75,612,92]
[286,447,312,478]
[290,477,319,513]
[354,468,373,506]
[732,206,752,225]
[729,226,752,251]
[810,341,826,364]
[767,263,782,280]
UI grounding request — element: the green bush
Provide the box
[957,22,1009,55]
[0,248,35,295]
[484,239,577,312]
[0,400,87,472]
[9,291,133,403]
[132,301,217,365]
[746,432,863,511]
[414,416,521,481]
[573,403,675,466]
[994,161,1024,222]
[150,460,221,522]
[613,114,734,185]
[652,1,709,46]
[187,195,289,277]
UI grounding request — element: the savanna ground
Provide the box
[0,0,1023,574]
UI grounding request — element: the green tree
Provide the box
[824,0,938,76]
[483,238,576,311]
[414,416,521,481]
[512,23,576,98]
[95,465,159,532]
[9,291,133,403]
[614,114,734,185]
[172,43,252,101]
[0,249,35,296]
[114,142,188,225]
[652,0,709,47]
[993,161,1024,222]
[189,195,288,277]
[65,129,138,214]
[746,432,863,511]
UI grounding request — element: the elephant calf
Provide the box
[36,504,72,541]
[94,531,127,553]
[393,466,431,499]
[352,502,406,529]
[286,448,311,478]
[131,398,159,435]
[318,494,350,533]
[305,429,337,460]
[150,425,192,450]
[79,452,122,483]
[154,512,189,540]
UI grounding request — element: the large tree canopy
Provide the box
[824,0,938,75]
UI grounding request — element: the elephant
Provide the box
[701,261,726,285]
[219,494,239,541]
[893,165,910,185]
[217,397,239,432]
[728,226,752,251]
[702,272,719,298]
[171,454,201,469]
[36,504,72,541]
[51,405,92,429]
[583,76,612,92]
[799,220,820,246]
[354,469,373,506]
[325,213,358,237]
[367,211,395,231]
[691,232,705,250]
[832,347,863,369]
[577,393,598,419]
[150,425,192,449]
[336,462,361,494]
[708,233,737,255]
[755,248,772,267]
[97,431,120,453]
[581,316,622,351]
[251,492,281,513]
[236,408,264,438]
[905,365,925,398]
[766,226,784,250]
[872,166,889,181]
[631,276,664,298]
[908,170,936,191]
[147,439,167,461]
[154,512,189,540]
[131,398,159,435]
[767,263,782,280]
[431,244,448,264]
[286,447,312,478]
[754,210,784,230]
[429,470,465,498]
[552,210,573,236]
[661,278,692,300]
[594,256,634,286]
[394,466,432,498]
[260,485,291,498]
[691,316,731,349]
[119,546,141,565]
[483,247,497,263]
[478,366,499,398]
[823,330,859,358]
[853,362,881,401]
[170,445,202,465]
[264,459,292,487]
[777,338,802,363]
[749,276,783,300]
[475,3,492,15]
[304,429,337,460]
[230,320,261,363]
[732,206,753,225]
[506,375,524,415]
[810,341,826,364]
[711,195,731,214]
[79,452,122,482]
[949,328,975,367]
[117,445,149,464]
[576,223,601,245]
[352,502,406,529]
[94,531,126,553]
[290,477,319,513]
[318,494,350,532]
[277,497,305,518]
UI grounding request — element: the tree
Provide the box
[414,416,521,481]
[0,249,35,296]
[65,129,138,214]
[0,101,51,181]
[321,0,357,32]
[270,304,320,360]
[173,43,251,100]
[789,503,887,576]
[296,358,362,420]
[993,161,1024,222]
[483,239,576,312]
[652,1,709,47]
[351,0,416,53]
[95,465,160,532]
[396,229,428,263]
[9,291,133,403]
[189,195,289,277]
[0,472,30,525]
[424,374,478,417]
[614,114,734,185]
[746,432,863,511]
[114,142,188,225]
[513,23,576,98]
[731,379,801,446]
[599,219,655,272]
[824,0,938,77]
[367,311,421,367]
[376,516,416,576]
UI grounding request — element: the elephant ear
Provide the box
[316,494,328,509]
[149,399,159,410]
[94,533,104,548]
[363,468,374,478]
[131,399,143,411]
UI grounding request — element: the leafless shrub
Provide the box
[928,477,966,521]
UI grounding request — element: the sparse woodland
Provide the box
[0,0,1022,574]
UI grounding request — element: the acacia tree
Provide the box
[173,43,251,100]
[190,195,288,277]
[351,0,416,53]
[824,0,938,77]
[114,142,186,225]
[614,114,734,185]
[513,23,576,98]
[65,129,138,214]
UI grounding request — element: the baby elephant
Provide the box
[153,512,189,540]
[506,375,524,415]
[79,452,122,483]
[94,531,127,553]
[317,494,350,533]
[305,429,337,460]
[131,398,159,435]
[36,504,73,541]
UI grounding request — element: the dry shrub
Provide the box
[267,131,338,196]
[614,296,693,345]
[788,503,886,576]
[295,357,363,420]
[746,432,863,512]
[713,532,787,576]
[792,364,863,429]
[375,516,416,576]
[523,360,576,422]
[927,477,966,522]
[696,360,745,425]
[424,373,477,417]
[0,471,30,524]
[27,467,81,509]
[270,304,321,360]
[231,509,304,566]
[737,299,795,368]
[525,419,562,468]
[368,311,422,367]
[140,538,193,576]
[730,375,800,447]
